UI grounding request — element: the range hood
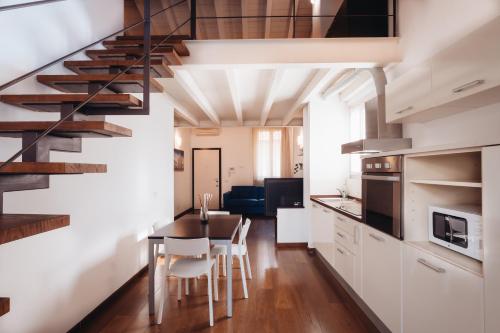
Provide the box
[341,68,412,154]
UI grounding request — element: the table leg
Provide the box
[148,239,155,315]
[226,240,233,317]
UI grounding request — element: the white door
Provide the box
[193,149,220,210]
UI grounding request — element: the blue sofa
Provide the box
[223,186,265,215]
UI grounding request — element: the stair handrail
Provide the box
[0,0,66,12]
[0,0,189,171]
[0,0,187,92]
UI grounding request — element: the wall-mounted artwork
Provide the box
[174,149,184,171]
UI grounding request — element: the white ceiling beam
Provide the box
[162,91,200,127]
[287,0,299,38]
[340,77,373,104]
[282,68,340,125]
[241,0,248,39]
[225,69,243,125]
[260,69,286,126]
[265,0,273,38]
[175,70,221,125]
[321,69,361,99]
[213,0,225,39]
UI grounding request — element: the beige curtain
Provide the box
[281,127,292,178]
[253,127,293,184]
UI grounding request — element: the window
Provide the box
[254,128,282,183]
[349,104,365,176]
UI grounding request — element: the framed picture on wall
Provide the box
[174,149,184,171]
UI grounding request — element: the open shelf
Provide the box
[405,241,483,277]
[409,179,482,188]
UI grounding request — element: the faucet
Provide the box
[337,187,347,199]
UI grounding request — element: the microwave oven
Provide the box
[428,205,482,261]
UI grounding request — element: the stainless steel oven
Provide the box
[362,155,403,239]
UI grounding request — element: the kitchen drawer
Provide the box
[334,213,356,235]
[335,243,355,288]
[335,227,357,255]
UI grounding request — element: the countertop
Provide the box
[310,195,363,222]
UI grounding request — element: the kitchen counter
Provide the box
[310,195,363,222]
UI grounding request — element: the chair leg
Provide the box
[222,254,227,276]
[185,278,189,295]
[213,263,219,301]
[177,278,182,301]
[207,271,214,326]
[216,255,220,279]
[245,253,253,279]
[238,254,248,299]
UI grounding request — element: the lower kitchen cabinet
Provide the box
[311,203,335,266]
[334,243,355,287]
[362,225,402,333]
[403,244,484,333]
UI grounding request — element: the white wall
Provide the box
[174,128,192,216]
[0,1,176,332]
[391,1,500,148]
[191,128,254,195]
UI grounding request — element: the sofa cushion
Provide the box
[230,186,259,199]
[227,198,263,207]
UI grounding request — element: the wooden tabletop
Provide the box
[149,214,242,240]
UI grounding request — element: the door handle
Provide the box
[452,79,484,93]
[417,258,446,273]
[336,232,345,238]
[337,247,345,255]
[396,106,413,114]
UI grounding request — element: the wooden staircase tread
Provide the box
[103,39,189,56]
[0,298,9,317]
[117,35,190,41]
[0,162,107,174]
[35,74,164,94]
[85,47,182,65]
[0,214,69,245]
[63,59,173,78]
[0,93,141,106]
[0,94,144,113]
[0,121,132,137]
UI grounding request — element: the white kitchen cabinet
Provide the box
[386,16,500,123]
[362,225,402,333]
[403,244,484,333]
[312,204,335,267]
[482,146,500,333]
[334,243,355,287]
[386,64,432,123]
[310,203,323,248]
[431,17,500,110]
[334,214,363,295]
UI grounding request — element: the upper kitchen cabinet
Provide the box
[386,16,500,123]
[386,64,432,123]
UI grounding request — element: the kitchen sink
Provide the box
[316,197,362,217]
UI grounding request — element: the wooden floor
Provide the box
[72,217,376,333]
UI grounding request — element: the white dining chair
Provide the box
[211,218,252,299]
[207,210,230,275]
[152,221,169,271]
[156,237,218,326]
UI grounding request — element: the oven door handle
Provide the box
[362,175,400,182]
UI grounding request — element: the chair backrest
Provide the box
[164,237,210,257]
[239,218,252,245]
[207,210,230,215]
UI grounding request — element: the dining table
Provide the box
[148,213,243,318]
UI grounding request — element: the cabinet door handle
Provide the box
[452,79,484,93]
[322,209,331,213]
[336,232,345,238]
[417,258,446,273]
[396,106,413,114]
[369,233,385,242]
[337,248,345,255]
[312,204,318,208]
[337,216,346,222]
